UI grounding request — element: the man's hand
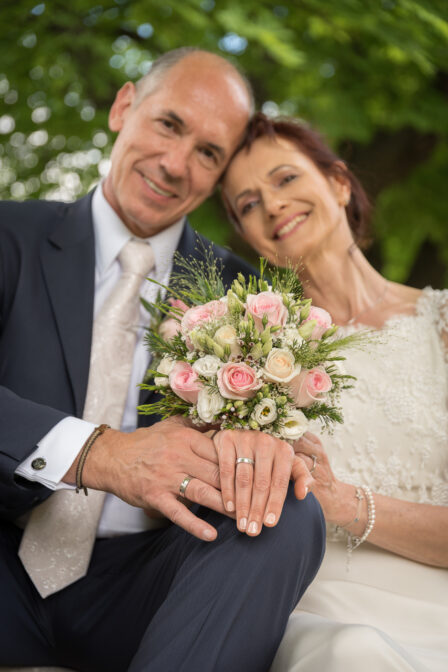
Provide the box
[64,417,226,542]
[213,430,313,537]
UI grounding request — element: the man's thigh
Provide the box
[0,520,56,666]
[0,519,190,671]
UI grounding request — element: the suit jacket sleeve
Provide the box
[0,199,93,519]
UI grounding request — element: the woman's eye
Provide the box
[241,200,258,216]
[279,174,297,186]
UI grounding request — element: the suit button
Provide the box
[31,457,46,470]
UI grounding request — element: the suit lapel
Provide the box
[40,193,95,417]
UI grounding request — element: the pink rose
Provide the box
[159,318,181,341]
[246,291,288,331]
[169,361,202,403]
[288,367,332,407]
[303,306,332,340]
[181,300,228,334]
[168,297,189,317]
[217,362,262,400]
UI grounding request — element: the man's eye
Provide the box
[158,119,175,131]
[199,147,217,163]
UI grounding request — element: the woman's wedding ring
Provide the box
[236,457,255,466]
[179,475,193,496]
[310,454,318,474]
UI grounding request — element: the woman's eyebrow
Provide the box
[234,164,296,205]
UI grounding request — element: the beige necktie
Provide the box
[19,239,155,598]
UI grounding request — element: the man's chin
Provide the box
[125,210,182,238]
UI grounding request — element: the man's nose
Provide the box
[160,141,191,180]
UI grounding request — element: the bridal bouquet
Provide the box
[139,252,362,442]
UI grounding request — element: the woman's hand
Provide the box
[294,432,358,527]
[214,429,312,537]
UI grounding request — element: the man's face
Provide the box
[103,56,251,237]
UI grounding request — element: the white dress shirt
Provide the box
[15,184,184,535]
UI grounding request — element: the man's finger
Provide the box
[156,493,218,541]
[182,478,235,519]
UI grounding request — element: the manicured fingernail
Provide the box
[203,529,214,540]
[239,517,247,530]
[304,486,309,497]
[265,513,276,525]
[226,500,235,512]
[248,521,258,534]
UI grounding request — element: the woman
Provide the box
[222,113,448,672]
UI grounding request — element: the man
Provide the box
[0,48,325,671]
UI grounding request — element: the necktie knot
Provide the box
[119,239,155,278]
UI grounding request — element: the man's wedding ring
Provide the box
[179,475,193,496]
[236,457,255,466]
[310,454,318,474]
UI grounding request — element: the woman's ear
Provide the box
[108,82,137,132]
[330,160,351,207]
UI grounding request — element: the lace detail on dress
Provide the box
[324,288,448,542]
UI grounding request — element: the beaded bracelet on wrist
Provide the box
[347,485,376,555]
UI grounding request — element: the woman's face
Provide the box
[223,135,350,266]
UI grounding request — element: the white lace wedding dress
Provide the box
[272,288,448,672]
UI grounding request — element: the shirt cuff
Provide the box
[14,417,96,490]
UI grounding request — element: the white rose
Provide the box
[154,357,176,387]
[263,348,301,383]
[282,327,304,348]
[157,356,176,376]
[214,324,242,357]
[192,355,222,378]
[251,398,277,426]
[154,376,169,387]
[280,409,309,442]
[197,387,225,423]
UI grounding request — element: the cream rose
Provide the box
[197,388,225,423]
[251,398,277,426]
[214,324,242,358]
[192,355,222,378]
[280,409,309,442]
[217,362,262,400]
[263,348,301,383]
[246,291,288,331]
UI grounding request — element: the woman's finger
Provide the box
[214,431,237,514]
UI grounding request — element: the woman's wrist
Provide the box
[330,482,368,536]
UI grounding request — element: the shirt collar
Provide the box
[91,183,185,277]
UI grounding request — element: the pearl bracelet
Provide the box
[347,485,376,553]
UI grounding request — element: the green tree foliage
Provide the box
[1,0,447,285]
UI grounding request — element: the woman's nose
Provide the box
[265,194,288,218]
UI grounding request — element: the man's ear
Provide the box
[330,160,351,206]
[108,82,137,132]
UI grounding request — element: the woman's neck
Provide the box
[299,236,388,326]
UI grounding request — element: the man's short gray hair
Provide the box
[134,47,255,113]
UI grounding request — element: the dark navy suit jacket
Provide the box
[0,192,256,521]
